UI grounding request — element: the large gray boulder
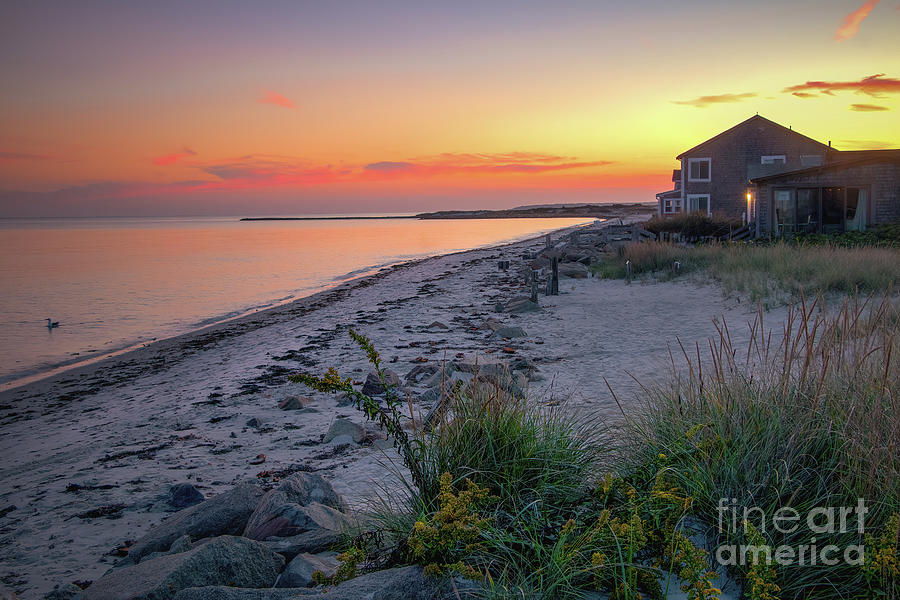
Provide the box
[174,591,311,600]
[245,501,352,549]
[243,473,346,542]
[84,536,284,600]
[275,551,339,587]
[175,565,454,600]
[128,481,264,563]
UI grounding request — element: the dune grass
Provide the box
[626,294,900,599]
[296,297,900,598]
[594,241,900,300]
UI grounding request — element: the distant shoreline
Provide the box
[240,202,656,221]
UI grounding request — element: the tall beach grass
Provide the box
[594,241,900,300]
[626,294,900,598]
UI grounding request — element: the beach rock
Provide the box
[175,586,312,600]
[278,396,310,410]
[44,583,84,600]
[174,565,466,600]
[167,484,204,509]
[455,360,507,377]
[261,528,344,560]
[84,536,283,600]
[404,363,440,384]
[558,262,590,278]
[323,418,365,444]
[243,473,347,543]
[127,481,264,563]
[335,393,355,407]
[360,370,400,396]
[174,590,311,600]
[141,534,194,562]
[245,417,263,429]
[477,317,503,332]
[503,297,541,313]
[275,551,339,588]
[244,473,346,541]
[306,565,448,599]
[328,434,356,447]
[490,325,527,339]
[244,501,351,546]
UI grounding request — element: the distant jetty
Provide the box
[239,215,417,221]
[241,202,655,221]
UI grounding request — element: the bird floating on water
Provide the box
[46,318,59,329]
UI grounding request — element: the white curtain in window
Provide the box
[847,189,867,231]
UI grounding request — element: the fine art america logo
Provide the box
[715,498,868,566]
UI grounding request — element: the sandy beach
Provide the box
[0,225,787,598]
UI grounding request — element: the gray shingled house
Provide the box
[656,114,900,236]
[657,115,837,220]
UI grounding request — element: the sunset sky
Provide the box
[1,0,898,217]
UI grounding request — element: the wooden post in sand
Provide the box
[545,233,552,248]
[625,259,632,283]
[530,269,539,303]
[550,256,559,295]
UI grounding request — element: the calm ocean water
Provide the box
[0,216,590,386]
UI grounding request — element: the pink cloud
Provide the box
[258,90,296,109]
[783,74,900,98]
[835,0,880,41]
[151,146,197,166]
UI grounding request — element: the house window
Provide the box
[761,155,786,165]
[663,198,682,214]
[687,158,711,182]
[774,186,868,235]
[687,194,710,215]
[801,155,823,167]
[774,188,819,234]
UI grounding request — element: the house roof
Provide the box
[656,188,681,200]
[750,149,900,183]
[675,115,833,160]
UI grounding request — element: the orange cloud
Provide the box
[259,90,295,109]
[362,152,613,177]
[671,92,757,108]
[151,147,197,166]
[783,74,900,97]
[791,92,817,99]
[835,0,880,41]
[850,103,891,111]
